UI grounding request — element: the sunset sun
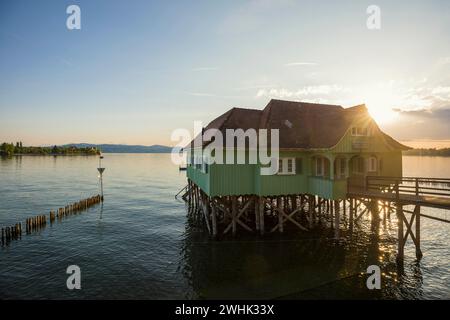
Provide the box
[363,90,401,124]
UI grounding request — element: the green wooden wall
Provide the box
[186,124,404,200]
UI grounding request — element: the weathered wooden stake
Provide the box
[334,200,340,239]
[259,197,265,235]
[231,196,237,236]
[278,196,284,233]
[349,198,354,231]
[255,196,260,231]
[415,205,423,259]
[397,203,404,262]
[211,201,217,238]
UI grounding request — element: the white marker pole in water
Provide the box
[97,155,105,200]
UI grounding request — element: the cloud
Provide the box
[393,106,450,119]
[254,80,450,140]
[284,62,318,67]
[385,106,450,140]
[437,56,450,66]
[394,85,450,111]
[255,85,350,99]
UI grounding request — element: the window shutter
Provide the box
[296,158,302,175]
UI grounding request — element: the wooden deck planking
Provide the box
[347,187,450,210]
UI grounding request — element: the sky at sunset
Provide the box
[1,0,449,147]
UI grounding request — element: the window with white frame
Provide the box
[368,156,377,172]
[277,158,296,175]
[351,127,369,136]
[315,157,325,176]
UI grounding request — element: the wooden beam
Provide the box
[223,196,254,235]
[211,200,217,238]
[259,197,265,235]
[255,196,260,231]
[415,205,423,259]
[231,196,237,236]
[334,200,340,239]
[397,203,404,262]
[278,196,284,233]
[270,208,307,232]
[308,195,313,229]
[201,194,211,235]
[349,198,354,231]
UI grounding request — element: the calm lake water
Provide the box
[0,154,449,299]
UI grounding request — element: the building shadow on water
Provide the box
[178,210,424,299]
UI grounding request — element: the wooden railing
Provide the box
[361,176,450,199]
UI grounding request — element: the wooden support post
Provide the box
[318,197,322,223]
[396,203,404,262]
[278,196,284,233]
[188,180,192,208]
[259,197,265,235]
[202,194,211,235]
[349,198,354,231]
[415,205,423,260]
[306,195,311,229]
[334,200,340,239]
[343,199,346,219]
[231,196,237,236]
[330,200,334,228]
[371,199,380,223]
[255,196,260,231]
[211,201,217,238]
[312,196,317,225]
[192,185,197,211]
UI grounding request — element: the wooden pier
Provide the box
[181,176,450,263]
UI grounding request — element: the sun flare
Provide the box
[362,89,401,124]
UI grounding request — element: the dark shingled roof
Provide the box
[188,99,410,150]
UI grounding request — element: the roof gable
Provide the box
[188,99,409,150]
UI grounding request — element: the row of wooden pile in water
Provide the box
[1,194,103,246]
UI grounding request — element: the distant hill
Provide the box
[65,144,180,153]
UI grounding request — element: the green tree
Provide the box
[1,143,15,156]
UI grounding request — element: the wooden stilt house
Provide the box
[184,99,410,237]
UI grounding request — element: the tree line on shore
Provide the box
[403,148,450,156]
[0,142,100,156]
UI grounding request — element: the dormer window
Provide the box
[351,127,369,136]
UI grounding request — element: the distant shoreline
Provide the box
[9,153,100,156]
[6,152,172,156]
[403,148,450,157]
[403,154,450,157]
